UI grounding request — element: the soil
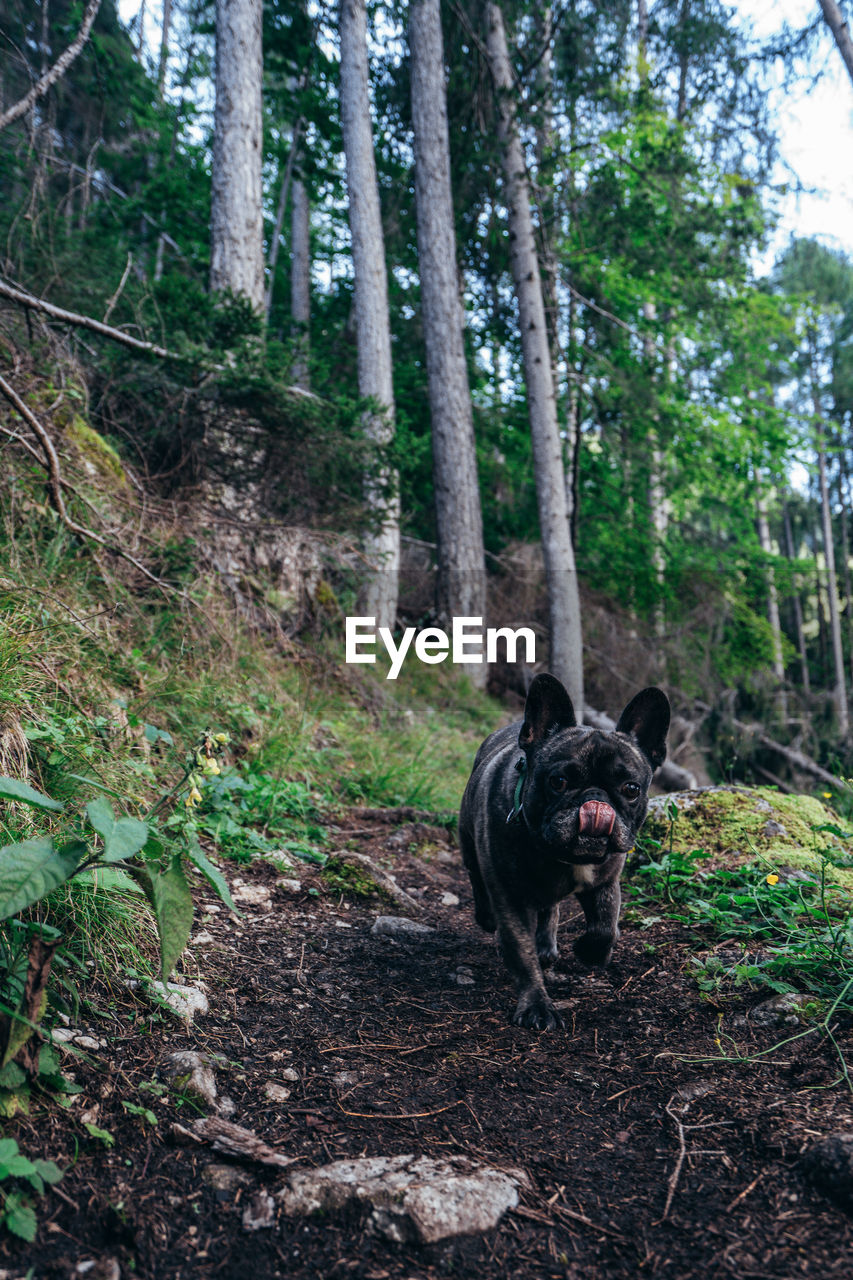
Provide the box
[4,811,853,1280]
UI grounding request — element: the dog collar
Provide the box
[506,756,527,825]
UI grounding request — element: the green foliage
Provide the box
[0,1136,63,1242]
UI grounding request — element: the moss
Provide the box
[643,786,853,891]
[320,858,384,900]
[66,415,127,483]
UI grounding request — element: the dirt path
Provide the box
[6,814,853,1279]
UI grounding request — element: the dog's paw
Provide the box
[512,994,564,1032]
[573,932,615,967]
[536,941,559,966]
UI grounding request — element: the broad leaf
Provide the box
[0,776,62,813]
[128,856,194,980]
[185,834,237,913]
[3,1192,37,1241]
[86,799,148,864]
[0,839,83,921]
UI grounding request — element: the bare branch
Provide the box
[0,0,102,135]
[0,278,178,360]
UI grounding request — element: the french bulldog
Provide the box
[459,674,670,1030]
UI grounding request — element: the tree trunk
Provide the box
[290,175,311,390]
[813,383,849,735]
[782,500,810,695]
[819,0,853,87]
[409,0,486,682]
[339,0,399,630]
[485,1,583,710]
[157,0,173,97]
[210,0,264,312]
[755,478,787,723]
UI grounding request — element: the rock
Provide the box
[231,880,272,907]
[802,1132,853,1210]
[751,992,815,1026]
[370,916,435,939]
[217,1096,237,1118]
[74,1260,121,1280]
[278,1153,528,1243]
[280,1067,300,1082]
[162,1051,218,1108]
[440,892,460,907]
[449,966,475,986]
[276,878,303,895]
[191,931,215,946]
[644,787,853,891]
[150,981,209,1022]
[51,1029,106,1050]
[263,1082,292,1104]
[243,1189,276,1231]
[201,1163,253,1197]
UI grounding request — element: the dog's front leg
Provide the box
[496,904,564,1030]
[573,881,621,966]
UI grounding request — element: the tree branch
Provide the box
[0,0,102,135]
[0,278,178,360]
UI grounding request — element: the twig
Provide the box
[103,253,134,324]
[657,1095,688,1222]
[0,279,177,360]
[725,1171,763,1212]
[0,0,102,134]
[335,1099,460,1121]
[0,373,179,595]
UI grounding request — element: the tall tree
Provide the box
[291,171,311,389]
[819,0,853,86]
[409,0,486,678]
[339,0,399,629]
[210,0,264,310]
[485,1,583,711]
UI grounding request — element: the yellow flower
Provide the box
[766,873,779,886]
[214,732,229,745]
[185,784,203,808]
[202,758,221,776]
[822,791,832,799]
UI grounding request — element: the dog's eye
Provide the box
[621,782,641,800]
[549,775,568,793]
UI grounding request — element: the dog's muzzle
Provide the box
[578,799,616,838]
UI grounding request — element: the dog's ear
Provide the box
[519,674,577,748]
[615,688,670,770]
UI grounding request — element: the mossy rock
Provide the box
[642,786,853,891]
[66,415,127,484]
[321,857,384,900]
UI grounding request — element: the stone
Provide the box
[802,1132,853,1210]
[243,1189,276,1231]
[263,1082,292,1103]
[192,931,215,946]
[162,1051,218,1108]
[201,1163,253,1197]
[751,992,815,1026]
[151,981,209,1022]
[74,1261,121,1280]
[370,916,435,940]
[276,878,303,895]
[277,1153,528,1243]
[280,1067,300,1082]
[440,892,460,907]
[231,881,272,907]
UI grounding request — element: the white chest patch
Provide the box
[571,863,598,891]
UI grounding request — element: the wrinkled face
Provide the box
[524,727,652,864]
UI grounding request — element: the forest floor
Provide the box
[4,808,853,1280]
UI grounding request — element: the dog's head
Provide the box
[517,675,670,864]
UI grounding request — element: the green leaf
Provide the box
[83,1123,114,1148]
[0,1064,26,1090]
[128,856,194,980]
[0,839,83,921]
[86,799,148,864]
[0,776,62,813]
[0,1138,19,1163]
[185,835,237,913]
[32,1159,63,1186]
[3,1191,37,1241]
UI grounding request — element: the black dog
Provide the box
[459,674,670,1030]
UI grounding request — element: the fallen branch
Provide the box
[0,373,178,595]
[584,704,698,791]
[0,0,102,134]
[0,279,177,360]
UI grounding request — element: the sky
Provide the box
[731,0,853,268]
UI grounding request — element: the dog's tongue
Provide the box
[579,800,616,838]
